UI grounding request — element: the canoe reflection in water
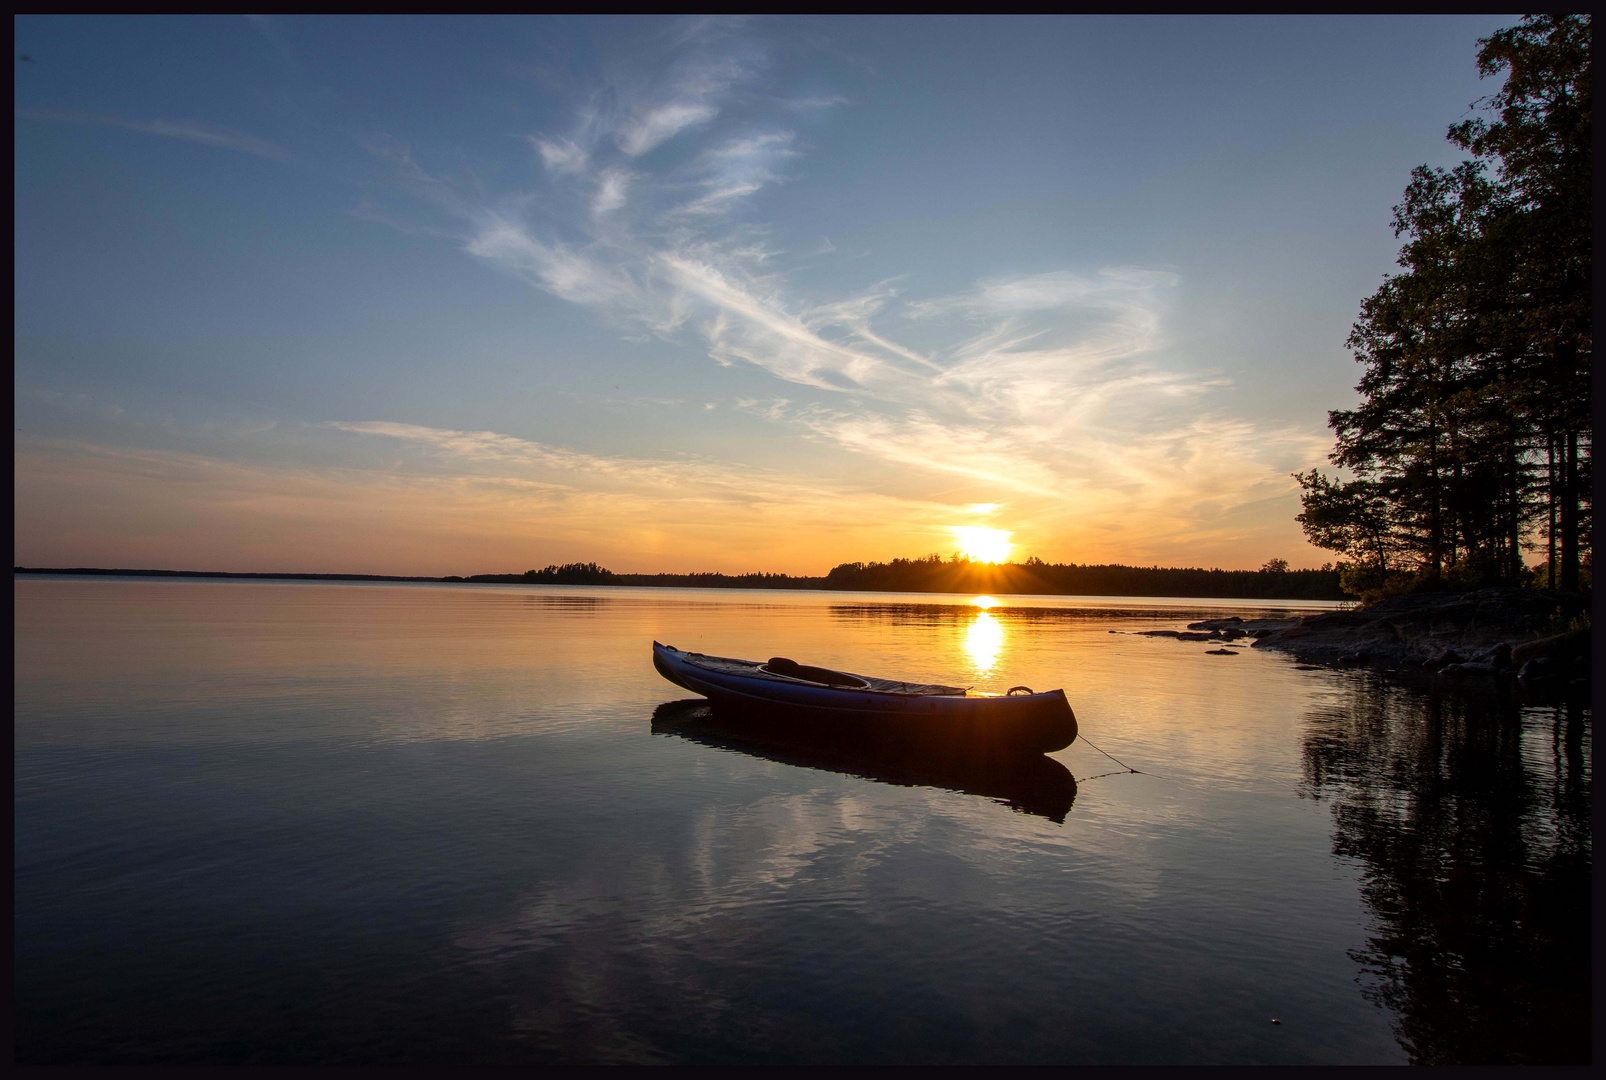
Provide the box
[652,699,1077,823]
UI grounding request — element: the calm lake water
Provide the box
[13,577,1591,1064]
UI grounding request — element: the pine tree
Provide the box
[1297,15,1591,592]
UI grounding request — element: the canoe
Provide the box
[652,641,1077,757]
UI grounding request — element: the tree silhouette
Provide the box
[1299,16,1591,590]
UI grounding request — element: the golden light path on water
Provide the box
[963,610,1005,674]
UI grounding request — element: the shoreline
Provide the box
[1246,588,1591,686]
[12,565,1348,604]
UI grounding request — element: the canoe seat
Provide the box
[763,657,871,689]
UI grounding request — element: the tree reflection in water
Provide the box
[1300,675,1590,1065]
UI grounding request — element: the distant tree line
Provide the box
[822,553,1343,600]
[610,572,824,590]
[458,554,1345,599]
[465,562,618,585]
[1297,16,1591,598]
[464,563,827,589]
[19,559,1344,599]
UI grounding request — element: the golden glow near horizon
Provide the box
[952,526,1013,564]
[963,611,1005,673]
[972,595,998,609]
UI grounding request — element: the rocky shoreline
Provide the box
[1129,588,1591,687]
[1244,588,1591,684]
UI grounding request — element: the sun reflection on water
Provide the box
[963,611,1005,674]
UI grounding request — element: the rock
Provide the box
[1138,630,1182,638]
[1337,652,1370,666]
[1188,617,1298,633]
[1510,628,1590,666]
[1442,661,1500,677]
[1475,642,1513,670]
[1176,631,1216,641]
[1205,648,1238,655]
[1219,627,1247,640]
[1428,649,1466,670]
[1294,664,1322,671]
[1517,656,1558,680]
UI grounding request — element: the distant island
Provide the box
[14,555,1346,601]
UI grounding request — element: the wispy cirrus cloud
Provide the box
[611,43,748,156]
[533,136,588,174]
[16,107,290,161]
[347,19,1325,564]
[592,167,631,216]
[670,131,798,216]
[617,101,719,155]
[462,218,642,309]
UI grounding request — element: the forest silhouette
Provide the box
[464,554,1345,599]
[1297,16,1591,601]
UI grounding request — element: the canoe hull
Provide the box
[653,641,1076,757]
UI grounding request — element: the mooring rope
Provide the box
[1078,769,1136,782]
[1075,732,1172,781]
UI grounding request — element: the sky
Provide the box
[13,15,1517,576]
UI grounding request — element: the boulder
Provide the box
[1509,628,1590,666]
[1517,656,1558,680]
[1442,661,1501,677]
[1188,616,1298,633]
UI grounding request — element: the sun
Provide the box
[952,526,1013,564]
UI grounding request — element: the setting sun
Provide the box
[952,526,1013,564]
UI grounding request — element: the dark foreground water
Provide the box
[13,577,1591,1064]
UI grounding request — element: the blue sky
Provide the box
[14,15,1515,574]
